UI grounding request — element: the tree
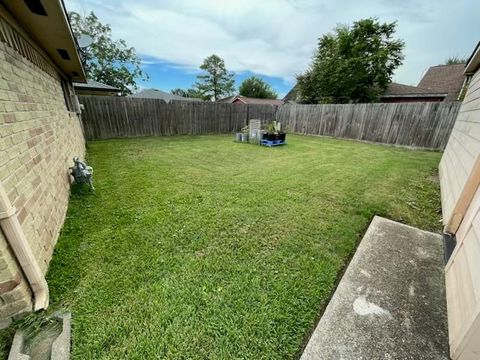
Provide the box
[195,55,235,101]
[171,88,188,97]
[445,56,467,65]
[171,88,205,100]
[297,18,404,104]
[239,76,277,99]
[69,11,147,95]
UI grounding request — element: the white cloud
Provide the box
[66,0,480,84]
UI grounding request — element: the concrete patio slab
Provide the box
[301,216,449,360]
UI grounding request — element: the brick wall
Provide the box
[0,30,85,318]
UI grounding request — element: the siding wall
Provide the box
[0,17,85,319]
[440,65,480,360]
[439,70,480,232]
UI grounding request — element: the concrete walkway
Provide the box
[301,216,449,360]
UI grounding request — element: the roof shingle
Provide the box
[383,82,446,97]
[129,89,203,102]
[417,63,466,101]
[73,80,120,92]
[218,95,283,105]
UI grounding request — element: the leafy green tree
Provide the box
[444,56,467,65]
[297,18,404,103]
[171,88,188,97]
[171,88,205,100]
[239,76,277,99]
[195,55,235,101]
[69,11,147,95]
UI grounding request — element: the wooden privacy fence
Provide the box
[277,102,461,150]
[79,96,276,140]
[79,96,461,149]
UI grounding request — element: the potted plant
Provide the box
[263,121,276,140]
[263,121,286,142]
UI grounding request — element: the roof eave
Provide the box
[381,93,447,98]
[73,83,120,92]
[75,86,119,92]
[465,42,480,75]
[2,0,87,82]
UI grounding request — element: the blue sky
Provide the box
[139,55,289,97]
[66,0,480,99]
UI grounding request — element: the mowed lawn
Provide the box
[44,135,440,359]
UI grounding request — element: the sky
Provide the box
[65,0,480,99]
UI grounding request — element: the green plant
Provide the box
[69,12,147,96]
[195,54,235,101]
[265,121,282,134]
[239,76,278,99]
[171,88,205,100]
[297,18,404,103]
[11,311,56,341]
[444,56,467,65]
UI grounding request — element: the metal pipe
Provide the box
[0,181,48,311]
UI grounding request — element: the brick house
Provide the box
[0,0,86,321]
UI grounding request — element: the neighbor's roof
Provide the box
[217,95,236,103]
[218,95,284,106]
[2,0,86,82]
[382,82,447,98]
[417,64,466,101]
[283,85,299,102]
[285,64,465,102]
[74,80,120,92]
[129,89,202,102]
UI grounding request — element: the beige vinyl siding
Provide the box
[440,70,480,233]
[440,60,480,360]
[445,184,480,358]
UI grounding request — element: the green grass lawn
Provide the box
[3,134,442,359]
